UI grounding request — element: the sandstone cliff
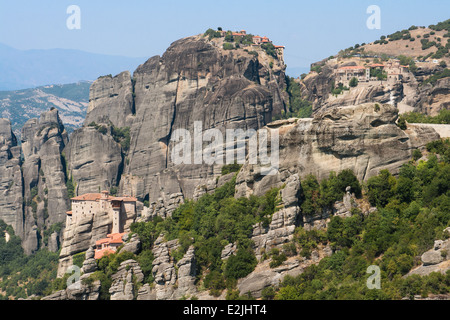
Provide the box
[20,109,69,254]
[65,34,288,217]
[0,119,23,238]
[235,103,440,199]
[0,110,69,254]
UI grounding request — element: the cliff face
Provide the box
[20,109,69,254]
[64,126,123,195]
[123,35,286,207]
[235,103,440,199]
[65,35,288,217]
[0,119,23,238]
[84,71,134,128]
[0,110,69,254]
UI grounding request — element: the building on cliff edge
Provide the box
[65,190,137,259]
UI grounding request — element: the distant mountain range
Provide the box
[0,43,146,91]
[0,82,91,138]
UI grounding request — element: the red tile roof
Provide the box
[338,66,366,70]
[110,196,138,202]
[71,193,102,201]
[95,233,127,246]
[71,193,137,202]
[94,248,115,260]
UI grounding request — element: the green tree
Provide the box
[367,170,397,207]
[349,77,358,87]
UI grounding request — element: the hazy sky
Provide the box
[0,0,449,69]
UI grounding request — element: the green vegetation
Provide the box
[87,250,138,300]
[370,68,388,80]
[423,68,450,86]
[429,19,450,32]
[111,126,131,152]
[88,122,131,152]
[349,77,358,87]
[387,29,411,41]
[261,43,277,59]
[298,170,361,217]
[130,174,282,296]
[221,163,242,176]
[399,109,450,125]
[204,28,221,40]
[275,140,450,300]
[398,55,418,73]
[0,220,59,299]
[331,82,349,96]
[66,175,76,199]
[310,65,322,73]
[277,76,313,120]
[223,43,235,50]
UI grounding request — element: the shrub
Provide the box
[223,43,235,50]
[221,163,242,175]
[261,43,277,58]
[72,252,86,268]
[366,169,397,207]
[412,149,422,161]
[397,116,407,130]
[204,28,221,40]
[349,77,358,87]
[268,248,287,268]
[224,248,257,280]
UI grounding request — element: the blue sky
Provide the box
[0,0,449,70]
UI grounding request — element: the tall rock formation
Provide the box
[0,110,69,254]
[84,71,135,128]
[122,35,286,211]
[64,126,123,195]
[0,119,23,237]
[20,109,69,253]
[65,34,288,218]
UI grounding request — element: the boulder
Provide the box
[110,259,145,300]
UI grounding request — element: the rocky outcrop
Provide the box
[81,246,98,274]
[237,246,333,299]
[301,58,449,116]
[141,235,197,300]
[61,35,287,222]
[415,77,450,116]
[120,233,142,255]
[252,174,301,260]
[85,71,135,128]
[42,278,101,301]
[44,246,101,301]
[109,259,145,300]
[1,111,70,255]
[300,65,335,111]
[325,82,404,109]
[407,228,450,277]
[64,126,123,195]
[117,35,287,214]
[19,109,69,254]
[0,119,23,238]
[235,103,440,199]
